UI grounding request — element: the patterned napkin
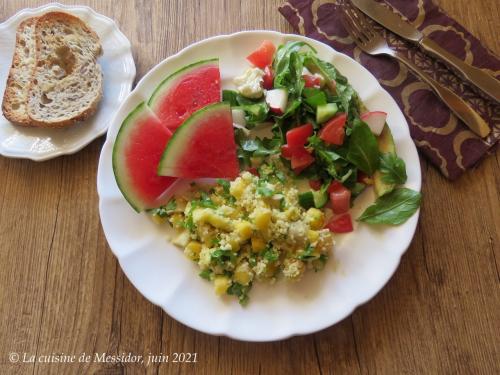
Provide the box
[279,0,500,179]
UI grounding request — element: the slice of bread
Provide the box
[1,18,38,126]
[26,12,103,128]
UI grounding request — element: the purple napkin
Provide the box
[279,0,499,179]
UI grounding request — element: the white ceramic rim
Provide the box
[0,2,136,161]
[97,30,421,341]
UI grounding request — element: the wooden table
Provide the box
[0,1,498,374]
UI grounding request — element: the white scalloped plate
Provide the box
[97,31,421,342]
[0,3,135,160]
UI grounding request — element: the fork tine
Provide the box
[341,5,369,44]
[344,3,376,40]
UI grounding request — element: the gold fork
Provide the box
[341,1,491,138]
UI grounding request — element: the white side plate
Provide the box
[97,31,421,342]
[0,2,135,160]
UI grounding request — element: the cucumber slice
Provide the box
[298,190,328,209]
[316,103,338,123]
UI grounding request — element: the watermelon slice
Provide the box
[112,102,176,212]
[158,102,239,179]
[148,59,221,132]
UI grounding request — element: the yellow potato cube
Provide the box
[192,208,210,223]
[184,241,202,260]
[251,237,266,252]
[151,214,167,225]
[235,221,253,241]
[229,179,245,199]
[172,230,190,248]
[307,230,319,243]
[234,266,253,286]
[254,208,272,231]
[206,212,232,231]
[306,208,325,230]
[213,276,231,296]
[169,213,184,229]
[228,238,240,251]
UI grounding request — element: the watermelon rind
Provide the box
[148,58,219,110]
[157,102,235,177]
[112,102,174,212]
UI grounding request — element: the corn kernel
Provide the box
[306,208,324,230]
[307,230,319,243]
[251,237,266,252]
[213,276,231,295]
[254,208,272,231]
[235,221,253,241]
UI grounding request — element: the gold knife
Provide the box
[351,0,500,104]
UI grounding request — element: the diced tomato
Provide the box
[319,113,347,145]
[325,213,353,233]
[247,167,259,176]
[327,180,343,193]
[330,188,351,214]
[309,179,322,190]
[291,148,314,170]
[246,40,276,68]
[286,123,313,147]
[281,144,303,159]
[262,66,274,90]
[303,74,322,88]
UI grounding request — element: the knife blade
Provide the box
[351,0,500,103]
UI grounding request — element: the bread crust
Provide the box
[1,17,38,126]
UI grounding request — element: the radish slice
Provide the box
[361,111,387,136]
[231,108,246,127]
[265,88,288,115]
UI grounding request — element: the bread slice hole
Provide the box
[41,93,52,104]
[11,102,20,110]
[48,46,76,78]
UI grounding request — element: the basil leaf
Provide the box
[379,153,407,185]
[346,119,380,176]
[358,188,421,225]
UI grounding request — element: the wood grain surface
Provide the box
[0,1,498,374]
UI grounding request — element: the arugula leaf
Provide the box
[217,178,230,194]
[222,89,239,106]
[227,282,251,305]
[379,153,407,185]
[149,199,176,218]
[358,188,421,225]
[241,138,280,157]
[346,119,380,176]
[211,249,236,266]
[298,243,319,260]
[199,269,212,280]
[256,180,274,197]
[262,247,279,262]
[273,41,315,98]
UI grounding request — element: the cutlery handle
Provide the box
[420,37,500,103]
[394,52,491,138]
